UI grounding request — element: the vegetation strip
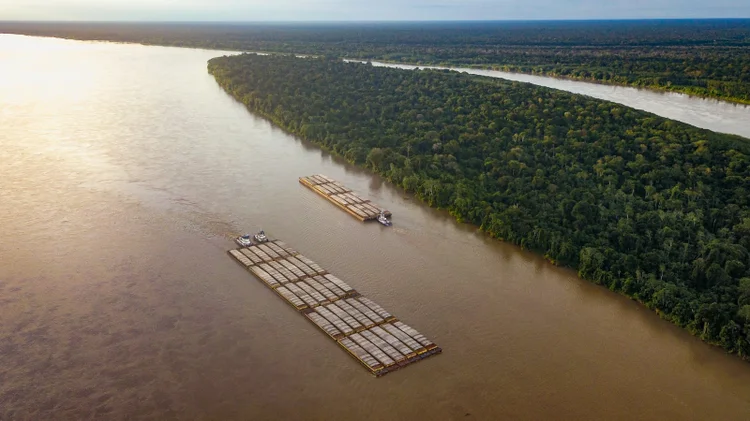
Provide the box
[3,21,749,104]
[211,53,750,359]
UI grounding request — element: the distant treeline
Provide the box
[3,20,750,103]
[207,53,750,359]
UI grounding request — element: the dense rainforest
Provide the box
[3,20,750,103]
[207,53,750,358]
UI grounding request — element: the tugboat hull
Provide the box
[235,236,253,247]
[377,215,393,226]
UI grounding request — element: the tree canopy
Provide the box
[208,53,750,358]
[4,20,750,103]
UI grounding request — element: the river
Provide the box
[1,34,750,420]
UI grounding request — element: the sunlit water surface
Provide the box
[1,35,750,420]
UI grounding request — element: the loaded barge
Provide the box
[228,234,440,376]
[299,175,392,223]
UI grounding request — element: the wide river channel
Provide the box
[1,34,750,420]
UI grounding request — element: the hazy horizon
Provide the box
[1,0,749,21]
[3,18,750,23]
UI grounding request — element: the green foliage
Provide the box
[208,53,750,359]
[5,20,750,103]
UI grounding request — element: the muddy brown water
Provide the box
[1,35,750,420]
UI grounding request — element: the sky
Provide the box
[1,0,749,21]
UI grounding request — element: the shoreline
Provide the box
[2,31,748,107]
[207,60,748,363]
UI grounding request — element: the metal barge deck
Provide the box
[228,239,440,376]
[299,175,392,222]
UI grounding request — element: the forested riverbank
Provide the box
[3,20,750,104]
[208,53,750,358]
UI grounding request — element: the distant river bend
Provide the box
[355,60,750,139]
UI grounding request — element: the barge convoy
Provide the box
[299,174,393,225]
[229,233,440,376]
